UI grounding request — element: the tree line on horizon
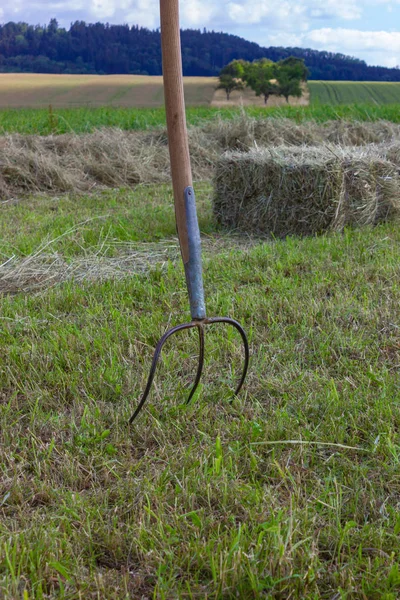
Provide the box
[0,19,399,82]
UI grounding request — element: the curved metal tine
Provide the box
[206,317,250,396]
[185,324,205,405]
[129,321,197,425]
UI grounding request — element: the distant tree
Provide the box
[244,58,279,104]
[275,57,306,103]
[277,56,309,81]
[217,73,244,100]
[48,18,59,34]
[220,59,247,79]
[276,70,303,102]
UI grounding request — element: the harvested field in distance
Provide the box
[1,75,400,113]
[0,73,307,110]
[309,81,400,105]
[0,73,217,109]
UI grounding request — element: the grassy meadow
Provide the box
[0,180,400,598]
[1,95,400,597]
[2,103,400,136]
[309,81,400,105]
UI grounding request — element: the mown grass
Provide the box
[0,184,213,258]
[309,81,400,106]
[2,102,400,135]
[0,184,399,598]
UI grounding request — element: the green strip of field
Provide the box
[309,81,400,105]
[2,102,400,135]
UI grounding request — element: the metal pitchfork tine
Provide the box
[129,0,249,424]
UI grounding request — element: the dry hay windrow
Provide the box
[0,127,219,199]
[0,235,260,295]
[0,240,180,295]
[213,146,400,237]
[197,114,400,150]
[2,114,400,200]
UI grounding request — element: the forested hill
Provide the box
[1,19,400,81]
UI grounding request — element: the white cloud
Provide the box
[181,0,216,26]
[268,27,400,67]
[206,0,307,35]
[88,0,159,23]
[203,0,361,28]
[48,1,85,9]
[308,0,361,20]
[125,0,158,28]
[305,28,400,66]
[90,0,116,19]
[226,1,296,25]
[306,27,400,52]
[1,0,363,29]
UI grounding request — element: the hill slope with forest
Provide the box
[1,19,400,81]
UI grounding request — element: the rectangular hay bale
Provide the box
[213,146,400,237]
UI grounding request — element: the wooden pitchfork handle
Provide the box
[160,0,191,265]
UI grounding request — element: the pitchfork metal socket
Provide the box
[129,187,249,424]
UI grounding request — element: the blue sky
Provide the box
[1,1,400,68]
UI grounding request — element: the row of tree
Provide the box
[218,58,308,104]
[0,20,399,81]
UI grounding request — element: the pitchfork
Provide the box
[129,0,249,424]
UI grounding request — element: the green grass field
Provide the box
[2,103,400,135]
[309,81,400,105]
[1,181,400,598]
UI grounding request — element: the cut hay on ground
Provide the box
[0,130,170,198]
[0,128,217,199]
[200,114,400,150]
[0,242,178,294]
[0,236,260,294]
[3,115,400,200]
[213,146,400,237]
